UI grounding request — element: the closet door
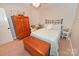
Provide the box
[12,16,24,39]
[0,8,13,45]
[22,16,30,37]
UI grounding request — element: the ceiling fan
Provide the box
[32,3,41,8]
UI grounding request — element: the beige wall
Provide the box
[0,3,77,39]
[71,4,79,55]
[0,3,40,39]
[38,4,77,31]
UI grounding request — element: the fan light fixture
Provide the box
[32,3,40,8]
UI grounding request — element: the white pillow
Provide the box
[52,24,61,30]
[44,24,61,30]
[44,24,53,29]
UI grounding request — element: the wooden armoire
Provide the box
[12,15,31,39]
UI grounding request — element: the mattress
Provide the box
[31,28,61,56]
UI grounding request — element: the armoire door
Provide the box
[12,16,24,39]
[12,15,30,39]
[22,16,30,37]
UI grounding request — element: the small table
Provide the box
[62,29,70,39]
[23,36,50,56]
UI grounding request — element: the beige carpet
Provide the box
[58,38,73,56]
[0,38,73,56]
[0,40,31,56]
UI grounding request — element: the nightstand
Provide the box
[62,28,70,39]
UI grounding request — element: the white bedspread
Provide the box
[31,28,61,56]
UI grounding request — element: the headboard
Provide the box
[45,19,63,24]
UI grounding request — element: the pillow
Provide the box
[51,24,61,30]
[44,24,61,30]
[45,24,53,29]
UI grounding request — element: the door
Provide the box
[0,8,13,45]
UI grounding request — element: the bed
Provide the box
[31,19,63,56]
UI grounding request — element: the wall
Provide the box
[0,3,40,39]
[38,4,77,31]
[71,4,79,55]
[0,3,77,39]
